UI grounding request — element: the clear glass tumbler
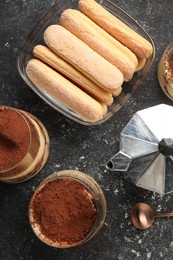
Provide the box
[0,106,50,183]
[29,170,107,248]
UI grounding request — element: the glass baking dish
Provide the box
[17,0,155,125]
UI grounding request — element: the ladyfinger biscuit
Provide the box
[60,9,137,81]
[26,59,105,122]
[44,25,124,91]
[111,86,122,97]
[33,45,113,106]
[135,58,146,72]
[79,0,153,59]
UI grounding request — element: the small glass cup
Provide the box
[0,106,50,183]
[29,170,107,248]
[157,42,173,101]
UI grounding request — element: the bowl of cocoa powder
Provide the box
[29,170,106,248]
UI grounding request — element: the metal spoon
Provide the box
[130,203,173,229]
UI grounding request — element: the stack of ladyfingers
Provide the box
[26,0,153,123]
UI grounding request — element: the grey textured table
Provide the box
[0,0,173,259]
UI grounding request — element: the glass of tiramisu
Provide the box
[0,106,50,183]
[158,42,173,100]
[29,170,106,248]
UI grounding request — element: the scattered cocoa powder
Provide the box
[30,178,97,246]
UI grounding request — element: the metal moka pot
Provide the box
[107,104,173,194]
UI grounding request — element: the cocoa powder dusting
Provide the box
[21,111,40,159]
[31,178,97,245]
[0,108,30,171]
[167,51,173,82]
[165,48,173,83]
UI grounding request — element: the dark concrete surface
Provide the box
[0,0,173,259]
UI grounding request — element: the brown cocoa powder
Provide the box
[0,108,30,171]
[31,178,97,246]
[167,49,173,83]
